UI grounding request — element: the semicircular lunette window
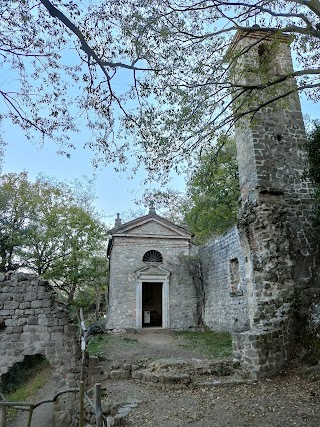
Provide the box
[142,250,163,263]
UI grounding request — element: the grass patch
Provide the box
[87,334,110,354]
[4,359,52,421]
[87,334,141,355]
[173,330,232,359]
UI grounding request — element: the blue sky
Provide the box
[2,92,318,226]
[1,3,319,228]
[1,120,186,225]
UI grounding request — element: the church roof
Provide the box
[108,211,193,238]
[107,205,194,258]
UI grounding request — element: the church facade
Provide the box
[106,205,198,330]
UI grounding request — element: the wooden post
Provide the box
[0,393,5,427]
[79,381,85,427]
[94,383,103,427]
[26,405,34,427]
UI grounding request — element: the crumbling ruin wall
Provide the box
[232,200,297,378]
[0,272,82,426]
[199,30,319,379]
[228,30,319,378]
[200,227,249,332]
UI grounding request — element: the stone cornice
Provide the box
[111,233,190,240]
[109,213,193,238]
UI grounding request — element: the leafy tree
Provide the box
[1,1,319,180]
[119,0,320,178]
[135,189,187,225]
[0,172,34,272]
[1,0,158,164]
[306,121,320,185]
[306,120,320,229]
[0,172,108,311]
[0,173,76,273]
[42,205,108,306]
[18,176,73,274]
[73,255,108,317]
[183,137,239,243]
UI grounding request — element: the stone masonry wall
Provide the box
[200,227,249,332]
[0,272,82,426]
[228,30,319,378]
[232,31,317,288]
[107,231,197,330]
[233,200,296,378]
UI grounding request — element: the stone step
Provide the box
[101,358,235,386]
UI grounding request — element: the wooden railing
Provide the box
[0,382,105,427]
[0,308,105,427]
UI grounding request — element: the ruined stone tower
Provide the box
[228,29,319,377]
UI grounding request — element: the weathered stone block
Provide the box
[27,317,38,325]
[19,302,31,309]
[5,301,19,310]
[109,369,130,379]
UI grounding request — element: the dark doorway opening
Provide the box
[142,282,162,327]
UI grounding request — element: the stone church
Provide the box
[107,29,319,378]
[1,28,318,427]
[106,204,197,330]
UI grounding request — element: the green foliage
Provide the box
[306,121,320,230]
[173,330,232,360]
[88,334,109,355]
[2,355,50,394]
[3,356,51,421]
[42,206,108,307]
[0,172,34,271]
[0,172,108,310]
[87,334,140,356]
[306,121,320,185]
[183,137,239,243]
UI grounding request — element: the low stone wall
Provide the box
[200,227,249,332]
[0,272,82,426]
[233,316,295,379]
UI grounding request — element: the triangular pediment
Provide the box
[110,214,192,239]
[135,264,171,279]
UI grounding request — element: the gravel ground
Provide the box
[104,374,320,427]
[97,330,320,427]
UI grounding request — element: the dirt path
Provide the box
[104,374,320,427]
[93,330,320,427]
[7,377,55,427]
[7,331,320,426]
[98,329,219,366]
